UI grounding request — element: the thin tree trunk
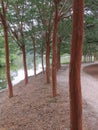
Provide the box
[88,54,90,62]
[86,54,87,62]
[69,0,84,129]
[33,39,36,76]
[94,52,96,61]
[52,2,59,97]
[41,45,45,73]
[57,36,61,70]
[21,44,28,84]
[3,20,13,98]
[89,53,91,62]
[87,54,89,62]
[31,36,36,76]
[46,31,50,83]
[91,54,92,62]
[1,1,13,98]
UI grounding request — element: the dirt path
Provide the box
[82,63,98,115]
[81,63,98,129]
[0,64,98,130]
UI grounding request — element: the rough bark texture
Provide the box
[1,1,13,98]
[69,0,84,129]
[46,31,50,83]
[21,45,28,84]
[57,37,61,70]
[52,3,59,97]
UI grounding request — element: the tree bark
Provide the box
[21,44,28,84]
[57,36,61,70]
[52,2,59,97]
[1,1,13,98]
[3,19,13,98]
[69,0,84,129]
[46,31,50,83]
[41,45,45,73]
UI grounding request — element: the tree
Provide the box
[8,1,28,84]
[0,0,13,98]
[69,0,84,129]
[35,0,53,83]
[83,13,98,62]
[0,35,5,67]
[52,0,60,97]
[52,0,72,97]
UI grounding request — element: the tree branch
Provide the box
[59,5,72,20]
[59,0,69,16]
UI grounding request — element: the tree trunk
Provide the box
[3,22,13,98]
[41,45,45,73]
[94,52,96,61]
[91,53,93,62]
[88,54,90,62]
[86,54,87,62]
[46,31,50,83]
[69,0,84,129]
[1,3,13,98]
[52,3,59,97]
[21,44,28,84]
[57,36,61,70]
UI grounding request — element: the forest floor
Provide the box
[0,63,98,130]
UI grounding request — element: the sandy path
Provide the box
[0,64,98,130]
[58,64,98,129]
[82,63,98,115]
[81,63,98,129]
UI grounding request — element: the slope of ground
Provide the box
[83,63,98,79]
[0,63,98,130]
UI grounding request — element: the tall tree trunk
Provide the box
[89,54,90,62]
[3,20,13,98]
[57,36,61,70]
[86,54,87,62]
[69,0,84,129]
[46,31,50,83]
[41,45,45,73]
[91,53,93,62]
[94,52,96,61]
[52,2,59,97]
[1,1,13,98]
[21,44,28,84]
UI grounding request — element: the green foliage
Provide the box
[0,0,97,66]
[83,6,98,55]
[59,18,72,55]
[0,33,18,66]
[0,36,5,66]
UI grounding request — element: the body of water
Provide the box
[0,53,45,91]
